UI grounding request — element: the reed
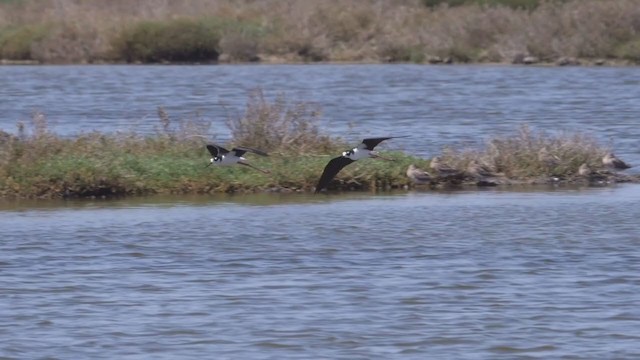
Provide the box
[227,89,340,155]
[434,125,609,180]
[2,0,640,64]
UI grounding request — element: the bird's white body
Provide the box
[210,155,245,166]
[342,146,376,161]
[205,144,269,173]
[315,136,403,193]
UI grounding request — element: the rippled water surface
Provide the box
[2,64,640,359]
[2,64,640,163]
[2,187,640,359]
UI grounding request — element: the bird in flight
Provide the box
[314,136,406,193]
[206,144,270,174]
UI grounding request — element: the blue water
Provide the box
[1,187,640,359]
[2,64,640,359]
[2,64,640,163]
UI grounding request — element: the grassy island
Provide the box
[1,90,636,199]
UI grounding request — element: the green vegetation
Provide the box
[0,91,412,198]
[110,18,222,63]
[109,17,269,63]
[0,91,631,200]
[421,0,555,9]
[0,24,50,60]
[615,39,640,64]
[1,0,640,64]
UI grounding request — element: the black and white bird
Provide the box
[314,137,405,193]
[206,144,270,174]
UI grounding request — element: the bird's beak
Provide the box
[206,162,212,168]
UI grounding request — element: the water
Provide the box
[1,64,640,162]
[1,187,640,359]
[2,64,640,358]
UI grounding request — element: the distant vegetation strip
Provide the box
[1,0,640,65]
[0,89,634,199]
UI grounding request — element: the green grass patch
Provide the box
[109,16,271,63]
[110,17,223,63]
[421,0,562,9]
[0,24,51,60]
[614,38,640,64]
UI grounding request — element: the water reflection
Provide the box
[0,183,630,212]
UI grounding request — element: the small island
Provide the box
[1,90,636,199]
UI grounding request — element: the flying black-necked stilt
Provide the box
[406,164,432,185]
[206,144,270,174]
[314,136,406,193]
[602,152,631,170]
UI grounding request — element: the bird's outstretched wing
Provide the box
[206,144,229,157]
[315,156,355,193]
[232,146,269,157]
[361,136,409,151]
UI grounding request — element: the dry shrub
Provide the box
[30,23,101,63]
[3,0,640,63]
[219,21,263,62]
[523,0,640,60]
[481,125,605,178]
[227,88,338,154]
[429,125,609,179]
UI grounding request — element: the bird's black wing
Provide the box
[314,156,355,193]
[206,144,229,157]
[361,136,408,150]
[232,146,269,157]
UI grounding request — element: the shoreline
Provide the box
[0,57,634,67]
[2,169,638,201]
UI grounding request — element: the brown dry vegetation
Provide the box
[435,125,613,180]
[2,0,640,64]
